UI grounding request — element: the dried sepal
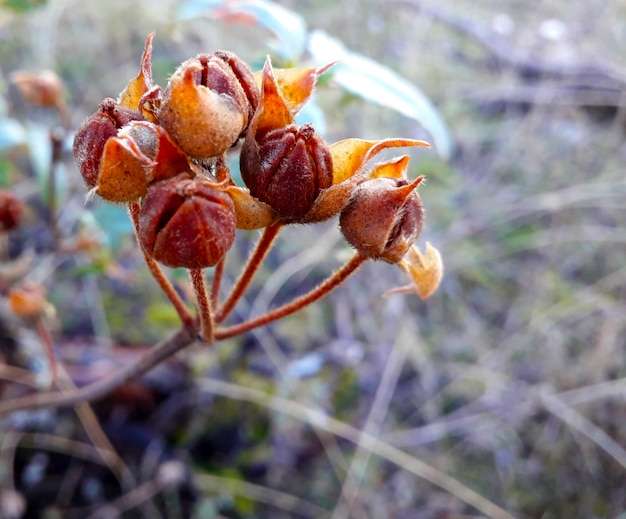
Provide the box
[330,138,430,185]
[95,134,154,202]
[253,61,335,115]
[118,32,155,113]
[385,242,444,299]
[225,185,279,230]
[122,121,192,181]
[73,98,145,190]
[303,139,430,223]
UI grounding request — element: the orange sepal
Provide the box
[118,33,155,111]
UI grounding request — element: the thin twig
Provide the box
[216,222,282,324]
[0,326,195,415]
[215,252,368,340]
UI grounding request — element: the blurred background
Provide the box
[1,0,626,517]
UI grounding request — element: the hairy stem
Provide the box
[210,258,225,308]
[215,252,368,340]
[189,268,214,344]
[216,222,282,324]
[128,201,194,329]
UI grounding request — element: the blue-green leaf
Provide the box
[90,203,134,251]
[307,30,452,159]
[177,0,307,61]
[0,118,26,152]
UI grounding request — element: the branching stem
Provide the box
[215,252,368,340]
[216,222,282,324]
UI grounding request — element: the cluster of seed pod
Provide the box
[73,33,441,298]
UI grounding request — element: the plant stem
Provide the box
[0,327,195,415]
[210,258,225,308]
[215,252,368,340]
[189,268,214,344]
[35,314,58,385]
[216,222,282,324]
[128,201,194,330]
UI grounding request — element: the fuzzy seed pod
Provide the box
[340,175,424,263]
[241,123,332,220]
[138,174,236,269]
[158,52,259,159]
[73,98,145,190]
[0,190,24,231]
[240,58,333,221]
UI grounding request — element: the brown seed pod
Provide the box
[240,58,332,221]
[340,174,424,264]
[138,174,236,269]
[0,190,24,231]
[73,98,145,190]
[158,52,259,159]
[240,123,332,220]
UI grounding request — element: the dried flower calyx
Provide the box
[158,52,260,159]
[340,156,424,263]
[240,58,333,221]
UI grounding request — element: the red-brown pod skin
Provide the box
[240,123,333,221]
[73,98,145,189]
[340,178,424,263]
[0,190,24,231]
[138,174,236,269]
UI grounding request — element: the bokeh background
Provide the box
[2,0,626,518]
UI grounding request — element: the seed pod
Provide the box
[240,58,332,221]
[138,174,236,269]
[158,52,259,159]
[241,122,332,220]
[73,98,145,190]
[340,173,425,264]
[0,190,24,231]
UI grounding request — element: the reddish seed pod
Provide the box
[158,52,259,159]
[339,176,424,263]
[73,98,145,189]
[0,190,24,231]
[240,122,333,221]
[138,174,236,269]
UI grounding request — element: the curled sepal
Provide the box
[251,57,294,136]
[330,138,430,185]
[254,61,336,115]
[225,185,279,230]
[122,121,192,181]
[303,140,429,223]
[118,32,155,113]
[340,171,425,263]
[385,242,444,299]
[138,174,236,269]
[95,134,154,202]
